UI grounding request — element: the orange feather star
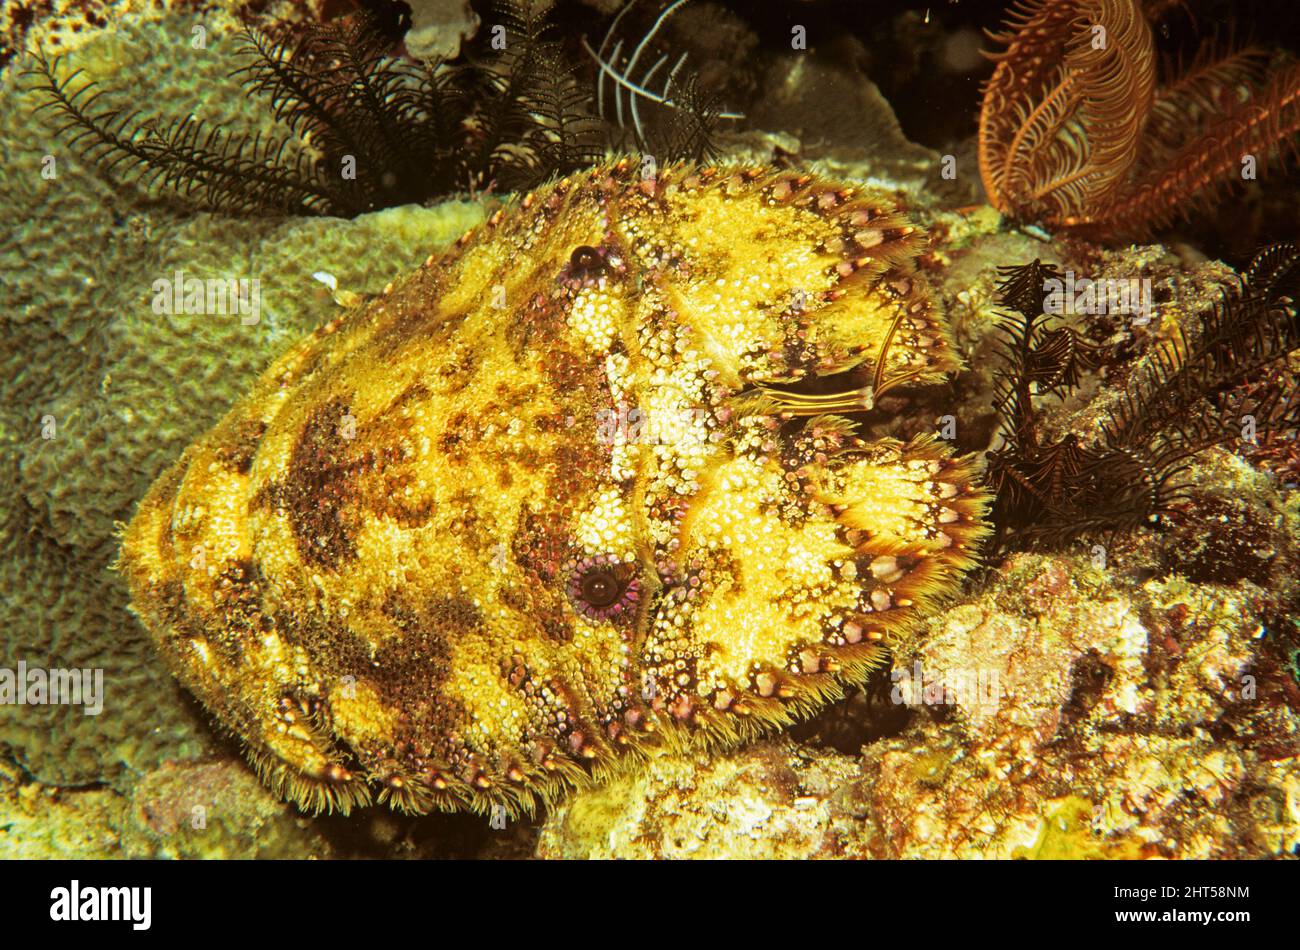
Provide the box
[978,0,1300,239]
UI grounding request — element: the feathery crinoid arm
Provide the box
[979,0,1154,225]
[1078,53,1300,237]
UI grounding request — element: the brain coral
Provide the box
[0,14,483,785]
[120,159,991,817]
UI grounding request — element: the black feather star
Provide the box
[985,245,1300,554]
[26,3,607,217]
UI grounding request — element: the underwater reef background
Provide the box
[1,0,1298,858]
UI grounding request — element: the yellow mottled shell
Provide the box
[120,161,990,817]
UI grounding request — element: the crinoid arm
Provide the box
[978,0,1155,226]
[26,48,335,214]
[27,3,616,217]
[1077,54,1300,236]
[986,245,1300,552]
[582,0,740,158]
[976,0,1300,237]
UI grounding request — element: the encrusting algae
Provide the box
[118,160,990,818]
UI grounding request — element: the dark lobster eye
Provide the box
[568,554,640,621]
[581,571,621,607]
[569,245,605,276]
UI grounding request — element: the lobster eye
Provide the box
[568,555,639,621]
[581,570,622,607]
[569,245,605,276]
